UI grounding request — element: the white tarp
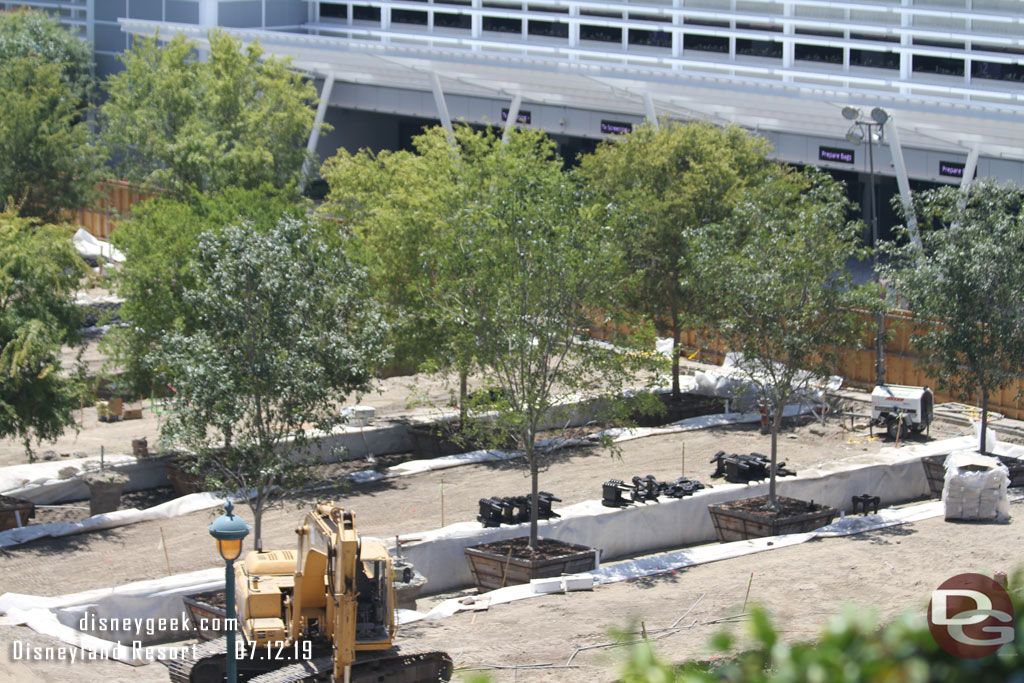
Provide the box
[0,456,170,504]
[72,229,126,264]
[692,352,842,407]
[0,493,981,664]
[0,491,252,549]
[395,438,964,593]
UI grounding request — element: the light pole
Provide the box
[208,500,250,683]
[843,105,889,387]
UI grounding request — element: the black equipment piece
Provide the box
[477,492,561,527]
[601,475,707,507]
[709,451,796,484]
[851,494,881,516]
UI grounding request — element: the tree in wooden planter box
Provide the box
[880,180,1024,455]
[427,128,654,549]
[156,217,389,549]
[701,167,875,510]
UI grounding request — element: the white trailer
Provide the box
[871,384,934,439]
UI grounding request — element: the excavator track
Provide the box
[163,638,452,683]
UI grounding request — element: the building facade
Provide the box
[7,0,1024,222]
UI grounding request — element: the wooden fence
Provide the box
[70,180,154,238]
[675,311,1024,421]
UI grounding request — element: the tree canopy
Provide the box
[107,186,310,394]
[0,210,86,461]
[0,53,103,222]
[0,9,96,105]
[100,30,322,194]
[882,180,1024,454]
[578,121,772,398]
[158,217,389,549]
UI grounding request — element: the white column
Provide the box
[431,72,454,139]
[300,72,336,191]
[502,93,523,142]
[885,121,922,251]
[644,92,659,128]
[961,145,981,193]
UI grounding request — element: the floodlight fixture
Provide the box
[871,107,890,124]
[842,106,861,121]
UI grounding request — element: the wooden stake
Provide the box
[440,479,445,528]
[160,526,171,575]
[500,548,513,588]
[742,571,755,611]
[681,443,686,477]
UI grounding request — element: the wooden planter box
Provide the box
[164,457,208,496]
[923,454,1024,497]
[408,423,517,460]
[631,393,725,428]
[464,538,599,592]
[0,496,35,531]
[182,591,228,641]
[708,495,837,543]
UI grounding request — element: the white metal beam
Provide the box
[885,120,922,251]
[960,145,981,193]
[502,93,523,143]
[300,71,335,191]
[431,72,454,139]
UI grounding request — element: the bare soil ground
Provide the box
[0,341,1007,682]
[1,398,1002,683]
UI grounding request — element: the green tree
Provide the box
[882,180,1024,455]
[0,210,86,461]
[427,128,651,549]
[0,57,103,222]
[106,186,309,394]
[706,168,872,508]
[100,30,322,194]
[320,125,494,422]
[0,9,96,106]
[578,121,771,399]
[158,218,389,549]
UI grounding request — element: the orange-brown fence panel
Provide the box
[69,180,155,239]
[596,308,1024,421]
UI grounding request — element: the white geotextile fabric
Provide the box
[395,437,959,593]
[72,229,126,263]
[0,491,252,549]
[1,456,171,504]
[0,495,959,662]
[0,568,221,665]
[692,352,842,405]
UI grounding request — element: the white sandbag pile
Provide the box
[942,451,1010,522]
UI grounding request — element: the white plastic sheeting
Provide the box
[0,494,958,662]
[692,352,842,407]
[0,456,170,504]
[0,491,251,549]
[72,229,126,264]
[400,497,956,623]
[395,439,958,593]
[0,569,221,665]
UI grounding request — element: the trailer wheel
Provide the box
[886,417,902,440]
[910,423,927,434]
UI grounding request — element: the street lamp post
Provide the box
[208,500,250,683]
[843,105,889,387]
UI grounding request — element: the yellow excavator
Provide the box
[168,503,452,683]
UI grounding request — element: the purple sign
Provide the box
[819,146,855,164]
[501,108,531,124]
[939,161,965,178]
[601,120,633,135]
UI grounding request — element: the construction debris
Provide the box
[601,475,706,507]
[477,492,561,527]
